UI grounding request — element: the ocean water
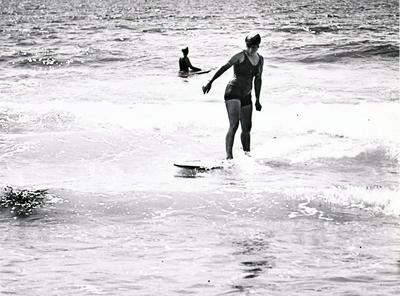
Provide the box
[0,0,399,295]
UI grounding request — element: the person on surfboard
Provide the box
[179,47,202,72]
[202,33,264,159]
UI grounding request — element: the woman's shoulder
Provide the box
[228,51,246,65]
[235,50,246,59]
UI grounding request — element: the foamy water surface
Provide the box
[0,0,399,295]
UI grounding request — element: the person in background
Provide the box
[179,47,201,72]
[202,33,263,159]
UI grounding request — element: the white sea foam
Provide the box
[1,1,399,295]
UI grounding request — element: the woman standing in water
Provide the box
[202,33,263,159]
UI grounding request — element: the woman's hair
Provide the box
[245,33,261,46]
[182,47,189,55]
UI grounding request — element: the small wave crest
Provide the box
[2,47,129,69]
[0,107,76,134]
[286,185,400,217]
[276,24,339,34]
[256,144,399,216]
[260,145,399,178]
[12,56,76,68]
[301,146,400,173]
[298,42,399,63]
[9,55,129,68]
[353,147,399,167]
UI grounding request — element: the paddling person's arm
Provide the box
[187,58,201,72]
[202,52,242,94]
[254,55,264,111]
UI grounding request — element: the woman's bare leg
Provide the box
[225,99,241,159]
[240,104,253,152]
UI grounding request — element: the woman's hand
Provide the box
[255,99,262,111]
[202,81,212,94]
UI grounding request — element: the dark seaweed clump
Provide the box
[0,186,47,217]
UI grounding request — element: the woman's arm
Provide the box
[202,63,231,93]
[254,56,264,111]
[202,52,242,94]
[187,58,201,71]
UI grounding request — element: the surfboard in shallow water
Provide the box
[173,162,223,171]
[178,69,211,78]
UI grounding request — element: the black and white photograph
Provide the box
[1,0,399,295]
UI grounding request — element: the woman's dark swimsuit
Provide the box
[224,51,261,107]
[179,57,201,72]
[179,57,190,71]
